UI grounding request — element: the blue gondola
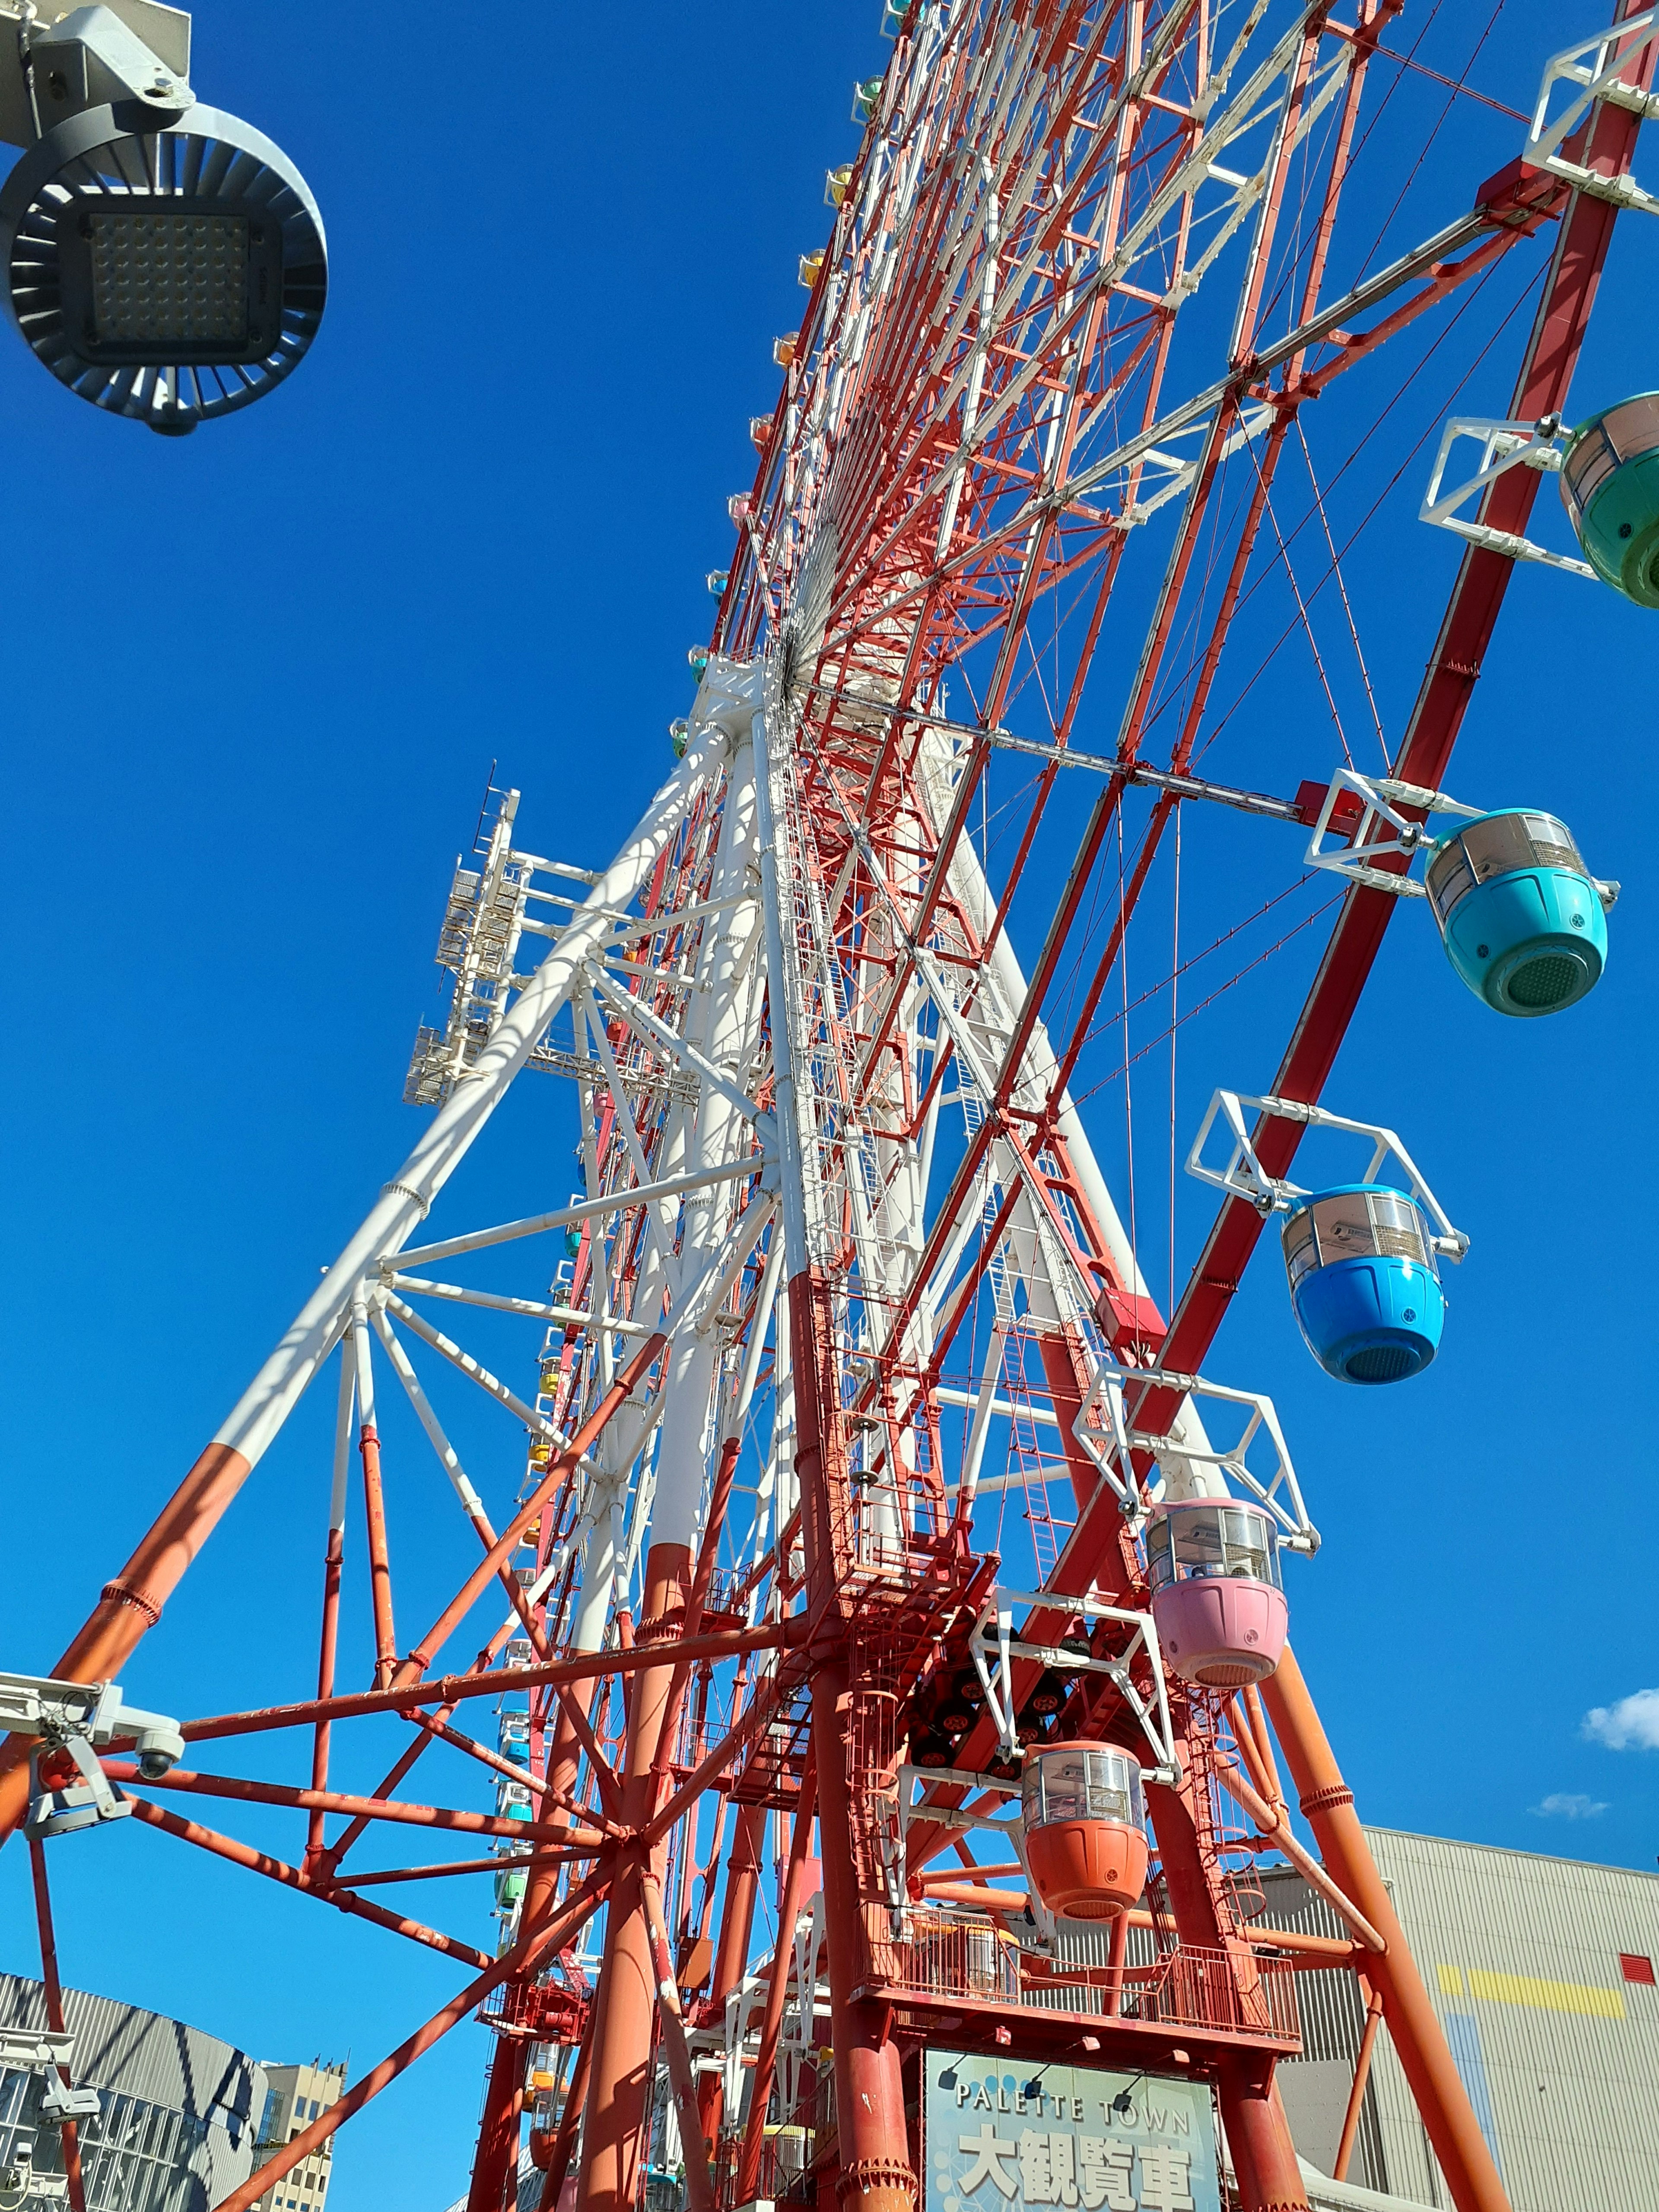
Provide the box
[1425,809,1608,1017]
[1282,1183,1445,1384]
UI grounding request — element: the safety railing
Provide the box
[868,1909,1299,2043]
[712,2124,823,2210]
[477,1975,588,2042]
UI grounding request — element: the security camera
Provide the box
[124,1713,185,1779]
[135,1731,180,1780]
[98,1691,184,1778]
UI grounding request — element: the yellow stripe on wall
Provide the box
[1466,1967,1626,2021]
[1437,1964,1465,1996]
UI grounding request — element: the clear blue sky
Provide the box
[1,4,1656,2206]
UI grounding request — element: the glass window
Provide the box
[1284,1190,1435,1281]
[1154,1504,1281,1588]
[1429,812,1585,925]
[1562,424,1618,522]
[1308,1189,1378,1263]
[1424,836,1476,926]
[1458,811,1542,885]
[1599,393,1659,465]
[1282,1207,1319,1287]
[1144,1513,1177,1591]
[1519,812,1582,873]
[1024,1746,1144,1829]
[1366,1189,1433,1265]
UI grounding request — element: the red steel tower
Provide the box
[3,8,1654,2212]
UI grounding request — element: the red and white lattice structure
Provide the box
[3,6,1655,2212]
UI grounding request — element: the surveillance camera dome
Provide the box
[0,102,326,433]
[136,1746,175,1780]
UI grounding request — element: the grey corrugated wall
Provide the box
[1257,1831,1659,2212]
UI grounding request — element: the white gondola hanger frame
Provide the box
[968,1586,1179,1780]
[1073,1360,1319,1554]
[1185,1089,1469,1260]
[1303,765,1482,895]
[1417,415,1593,577]
[1303,765,1621,911]
[1523,11,1659,211]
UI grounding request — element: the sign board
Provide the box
[923,2050,1221,2212]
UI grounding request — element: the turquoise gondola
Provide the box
[1424,809,1608,1017]
[1282,1183,1444,1384]
[1560,391,1659,607]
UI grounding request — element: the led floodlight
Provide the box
[0,6,326,432]
[0,104,325,431]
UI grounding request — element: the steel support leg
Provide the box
[735,1757,818,2205]
[697,1800,766,2143]
[1145,1776,1307,2211]
[1217,2062,1309,2212]
[468,2035,529,2212]
[573,1541,690,2212]
[1262,1648,1508,2212]
[812,1654,916,2212]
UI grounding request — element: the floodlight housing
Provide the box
[0,101,326,432]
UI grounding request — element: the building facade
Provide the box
[1266,1826,1659,2211]
[0,1973,266,2211]
[249,2060,346,2212]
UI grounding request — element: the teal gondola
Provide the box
[1425,809,1608,1017]
[1560,391,1659,607]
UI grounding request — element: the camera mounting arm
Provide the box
[0,1668,184,1836]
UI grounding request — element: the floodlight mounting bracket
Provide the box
[0,2,193,149]
[0,1667,184,1836]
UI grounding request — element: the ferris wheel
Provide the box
[1,9,1655,2212]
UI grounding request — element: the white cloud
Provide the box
[1530,1792,1608,1820]
[1583,1688,1659,1751]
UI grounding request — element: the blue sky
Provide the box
[1,3,1657,2206]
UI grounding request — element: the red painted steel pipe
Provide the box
[359,1415,398,1691]
[574,1538,691,2212]
[467,2035,529,2212]
[312,1698,461,1877]
[642,1675,789,1851]
[697,1799,766,2141]
[104,1761,603,1850]
[538,2016,595,2209]
[29,1840,86,2212]
[207,1868,610,2212]
[640,1870,717,2212]
[0,1439,252,1838]
[1264,1648,1506,2212]
[330,1850,588,1888]
[395,1333,667,1687]
[812,1649,916,2212]
[306,1523,344,1873]
[736,1754,818,2205]
[1334,1984,1386,2183]
[125,1796,491,1967]
[180,1619,798,1746]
